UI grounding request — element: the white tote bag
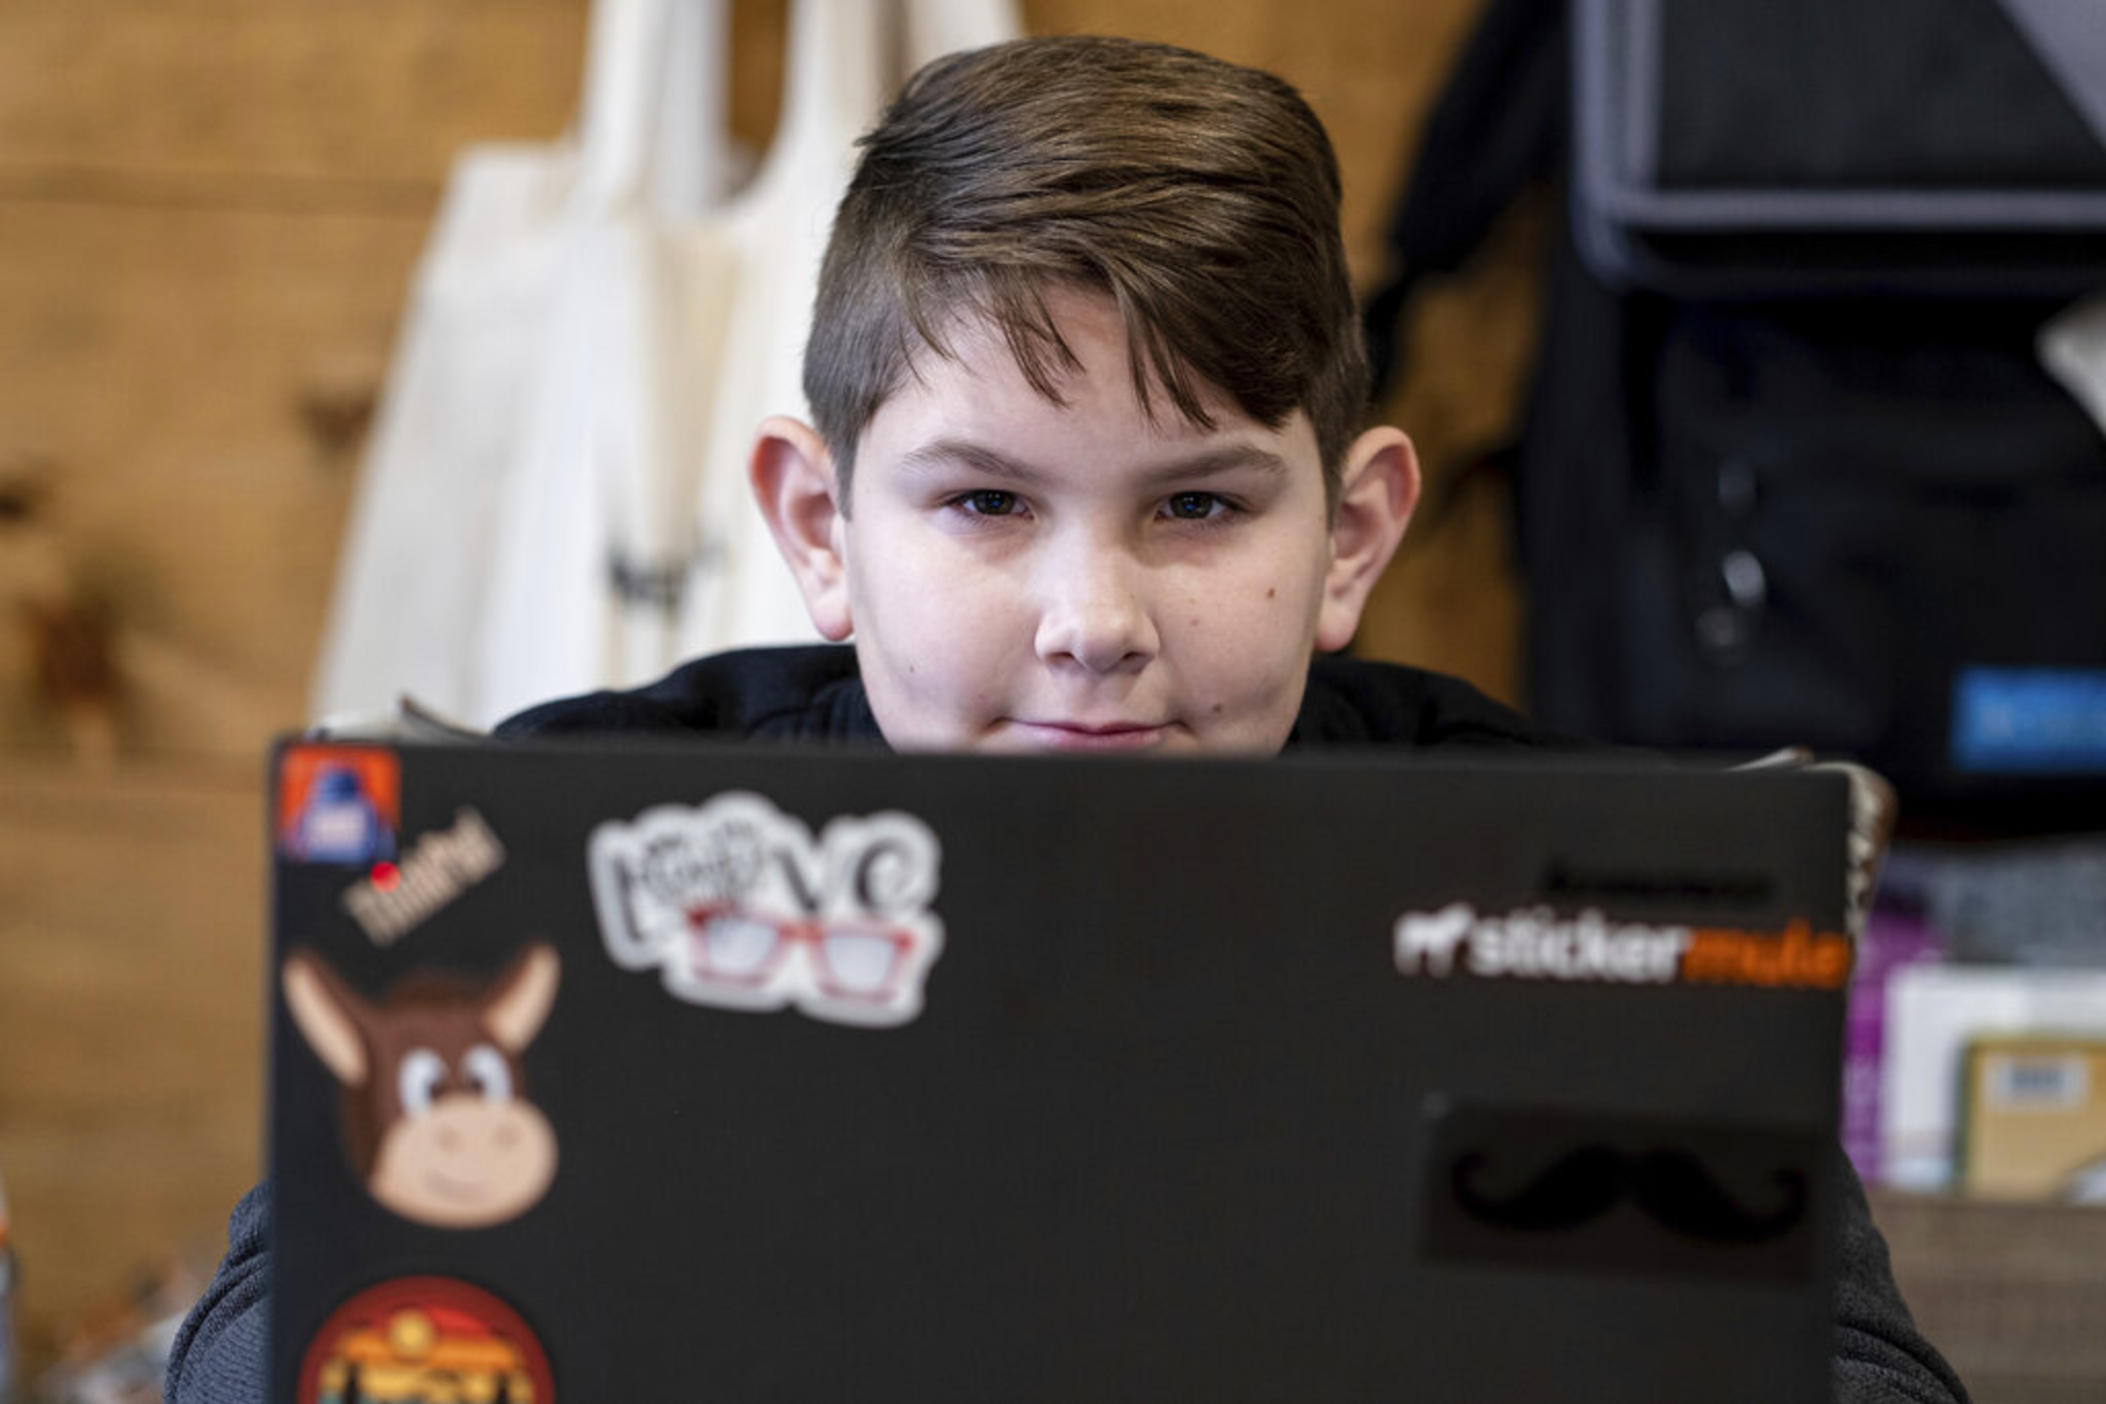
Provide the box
[310,0,737,729]
[315,0,1018,730]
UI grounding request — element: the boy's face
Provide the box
[757,288,1416,754]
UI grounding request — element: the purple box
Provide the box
[1843,907,1946,1182]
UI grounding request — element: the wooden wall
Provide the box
[0,0,1539,1375]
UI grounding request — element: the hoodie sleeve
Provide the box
[1833,1154,1972,1402]
[164,1180,271,1404]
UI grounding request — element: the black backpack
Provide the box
[1367,0,2106,834]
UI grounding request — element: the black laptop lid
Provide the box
[267,741,1848,1403]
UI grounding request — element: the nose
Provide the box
[1032,537,1159,675]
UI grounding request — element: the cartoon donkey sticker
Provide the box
[282,944,561,1229]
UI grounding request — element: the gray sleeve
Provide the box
[165,1180,270,1404]
[1833,1152,1971,1403]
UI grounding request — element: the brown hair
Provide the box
[805,35,1369,507]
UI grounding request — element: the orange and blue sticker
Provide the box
[299,1275,554,1404]
[279,746,400,866]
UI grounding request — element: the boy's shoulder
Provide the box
[496,645,1581,753]
[493,645,882,743]
[1295,653,1587,752]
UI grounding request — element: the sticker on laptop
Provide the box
[340,807,507,947]
[282,943,561,1228]
[279,744,400,865]
[1393,904,1851,991]
[298,1274,555,1404]
[588,792,944,1028]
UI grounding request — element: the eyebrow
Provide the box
[895,438,1290,485]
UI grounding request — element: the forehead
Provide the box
[864,289,1321,473]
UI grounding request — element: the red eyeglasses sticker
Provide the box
[588,792,944,1028]
[278,745,401,866]
[297,1275,554,1404]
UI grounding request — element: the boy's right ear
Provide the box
[750,415,853,641]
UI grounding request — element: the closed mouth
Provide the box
[1040,720,1160,734]
[1011,719,1170,751]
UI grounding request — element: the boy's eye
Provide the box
[956,489,1021,517]
[1163,491,1229,521]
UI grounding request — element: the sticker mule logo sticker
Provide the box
[1394,904,1851,990]
[298,1275,555,1404]
[342,808,506,946]
[588,792,944,1028]
[282,943,560,1229]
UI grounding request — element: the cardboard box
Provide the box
[1961,1036,2106,1201]
[1882,967,2106,1191]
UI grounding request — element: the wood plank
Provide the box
[0,1,587,192]
[0,762,267,1369]
[1873,1190,2106,1402]
[0,200,431,760]
[0,0,1485,265]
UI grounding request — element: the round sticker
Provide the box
[298,1275,554,1404]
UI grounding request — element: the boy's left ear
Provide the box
[1315,426,1420,653]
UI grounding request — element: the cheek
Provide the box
[1163,547,1326,742]
[852,531,1026,686]
[1172,547,1325,667]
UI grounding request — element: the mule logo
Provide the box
[283,944,560,1229]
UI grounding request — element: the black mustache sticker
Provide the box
[1453,1146,1808,1243]
[1421,1104,1827,1286]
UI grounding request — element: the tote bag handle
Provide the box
[574,0,732,217]
[577,0,1021,219]
[742,0,895,195]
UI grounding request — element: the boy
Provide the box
[169,36,1968,1402]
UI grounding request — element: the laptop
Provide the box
[266,738,1851,1402]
